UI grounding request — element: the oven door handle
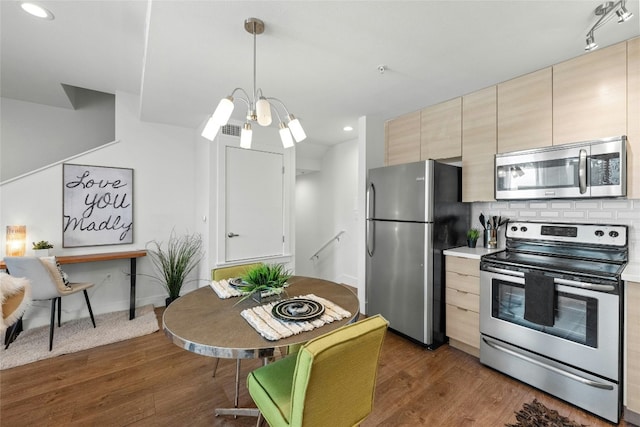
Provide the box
[482,266,616,292]
[482,337,614,390]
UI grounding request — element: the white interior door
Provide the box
[225,146,284,261]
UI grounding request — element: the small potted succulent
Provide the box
[466,228,480,248]
[235,263,292,303]
[32,240,54,256]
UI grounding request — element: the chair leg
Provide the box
[4,317,22,350]
[83,290,96,328]
[212,357,220,377]
[255,412,263,427]
[234,359,242,408]
[49,299,56,351]
[57,297,61,327]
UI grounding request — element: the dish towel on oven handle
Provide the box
[523,271,556,327]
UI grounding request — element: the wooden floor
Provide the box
[0,308,630,426]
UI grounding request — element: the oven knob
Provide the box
[511,226,518,232]
[520,226,528,232]
[595,230,604,237]
[609,231,619,238]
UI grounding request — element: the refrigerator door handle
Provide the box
[366,183,375,256]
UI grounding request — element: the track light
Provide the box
[616,5,633,22]
[585,32,598,51]
[585,1,634,51]
[201,18,305,149]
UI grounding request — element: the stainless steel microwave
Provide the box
[495,136,627,200]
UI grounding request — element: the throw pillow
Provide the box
[39,256,72,292]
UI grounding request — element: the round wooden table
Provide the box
[162,276,360,417]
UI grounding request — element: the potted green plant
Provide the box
[32,240,54,256]
[145,230,203,306]
[235,263,292,303]
[466,228,480,248]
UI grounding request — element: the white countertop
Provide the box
[622,262,640,283]
[443,246,505,260]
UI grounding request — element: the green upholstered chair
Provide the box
[247,314,389,427]
[212,263,263,282]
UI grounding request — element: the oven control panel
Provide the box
[506,221,627,246]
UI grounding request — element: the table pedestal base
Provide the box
[215,407,259,417]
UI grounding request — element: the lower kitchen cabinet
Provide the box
[627,281,640,423]
[445,255,480,357]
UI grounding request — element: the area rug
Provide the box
[506,399,588,427]
[0,304,159,370]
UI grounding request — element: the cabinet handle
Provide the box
[456,289,468,295]
[456,306,468,312]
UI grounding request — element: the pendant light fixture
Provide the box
[585,1,634,51]
[201,18,306,149]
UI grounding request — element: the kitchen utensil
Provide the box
[479,213,486,229]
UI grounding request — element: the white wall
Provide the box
[295,138,359,286]
[0,91,199,328]
[1,91,115,182]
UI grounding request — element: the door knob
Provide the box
[227,232,239,238]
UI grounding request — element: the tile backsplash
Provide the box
[471,199,640,261]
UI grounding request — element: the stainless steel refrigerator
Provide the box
[365,160,469,347]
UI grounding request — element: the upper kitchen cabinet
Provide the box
[497,68,552,153]
[628,37,640,199]
[553,41,627,145]
[385,111,421,166]
[462,86,497,202]
[421,97,462,160]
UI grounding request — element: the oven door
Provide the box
[480,268,619,381]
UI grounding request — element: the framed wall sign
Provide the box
[63,163,134,247]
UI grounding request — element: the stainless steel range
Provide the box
[479,221,627,423]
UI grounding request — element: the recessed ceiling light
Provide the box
[343,126,353,132]
[19,2,55,20]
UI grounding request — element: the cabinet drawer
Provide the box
[446,287,479,312]
[446,271,479,295]
[446,256,480,277]
[446,304,480,349]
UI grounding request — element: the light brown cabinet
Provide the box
[445,256,480,357]
[497,68,552,153]
[384,37,638,201]
[553,41,627,145]
[420,97,462,160]
[627,37,640,199]
[462,86,496,202]
[626,281,640,422]
[385,111,421,166]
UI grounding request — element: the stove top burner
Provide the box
[483,250,625,279]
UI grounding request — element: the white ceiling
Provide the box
[2,1,639,159]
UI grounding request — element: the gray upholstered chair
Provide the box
[3,256,96,351]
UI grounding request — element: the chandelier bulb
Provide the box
[287,114,307,142]
[201,116,220,141]
[279,122,294,148]
[256,97,272,126]
[240,123,253,149]
[211,96,235,126]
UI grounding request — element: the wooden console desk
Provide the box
[1,250,146,320]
